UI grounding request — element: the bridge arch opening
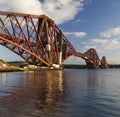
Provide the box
[64,56,86,65]
[0,45,24,62]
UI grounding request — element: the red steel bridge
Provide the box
[0,11,108,69]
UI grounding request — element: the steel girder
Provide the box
[0,11,108,68]
[0,11,76,67]
[83,48,100,68]
[100,56,109,68]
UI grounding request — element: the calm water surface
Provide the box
[0,69,120,117]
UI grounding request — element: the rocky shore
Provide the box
[0,66,23,72]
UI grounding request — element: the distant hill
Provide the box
[7,61,28,67]
[0,59,6,64]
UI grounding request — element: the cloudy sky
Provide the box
[0,0,120,64]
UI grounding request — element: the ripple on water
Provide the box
[0,69,120,117]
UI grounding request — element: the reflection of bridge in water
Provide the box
[0,11,108,69]
[0,71,65,114]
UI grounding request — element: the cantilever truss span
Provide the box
[0,11,108,68]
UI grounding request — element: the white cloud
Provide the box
[83,38,120,64]
[42,0,84,24]
[89,38,120,50]
[85,45,96,49]
[65,32,87,38]
[100,26,120,38]
[82,26,120,64]
[0,0,44,14]
[104,39,120,50]
[96,26,120,52]
[0,0,87,24]
[84,26,120,52]
[91,38,108,44]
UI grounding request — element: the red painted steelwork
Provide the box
[83,48,100,68]
[0,11,108,68]
[101,56,109,68]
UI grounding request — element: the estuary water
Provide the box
[0,69,120,117]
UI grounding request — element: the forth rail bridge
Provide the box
[0,11,108,69]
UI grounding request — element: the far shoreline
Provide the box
[0,64,120,72]
[63,64,120,69]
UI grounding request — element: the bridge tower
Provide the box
[100,56,109,68]
[83,48,100,69]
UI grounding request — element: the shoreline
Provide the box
[0,66,63,72]
[0,66,23,72]
[63,64,120,69]
[0,64,120,72]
